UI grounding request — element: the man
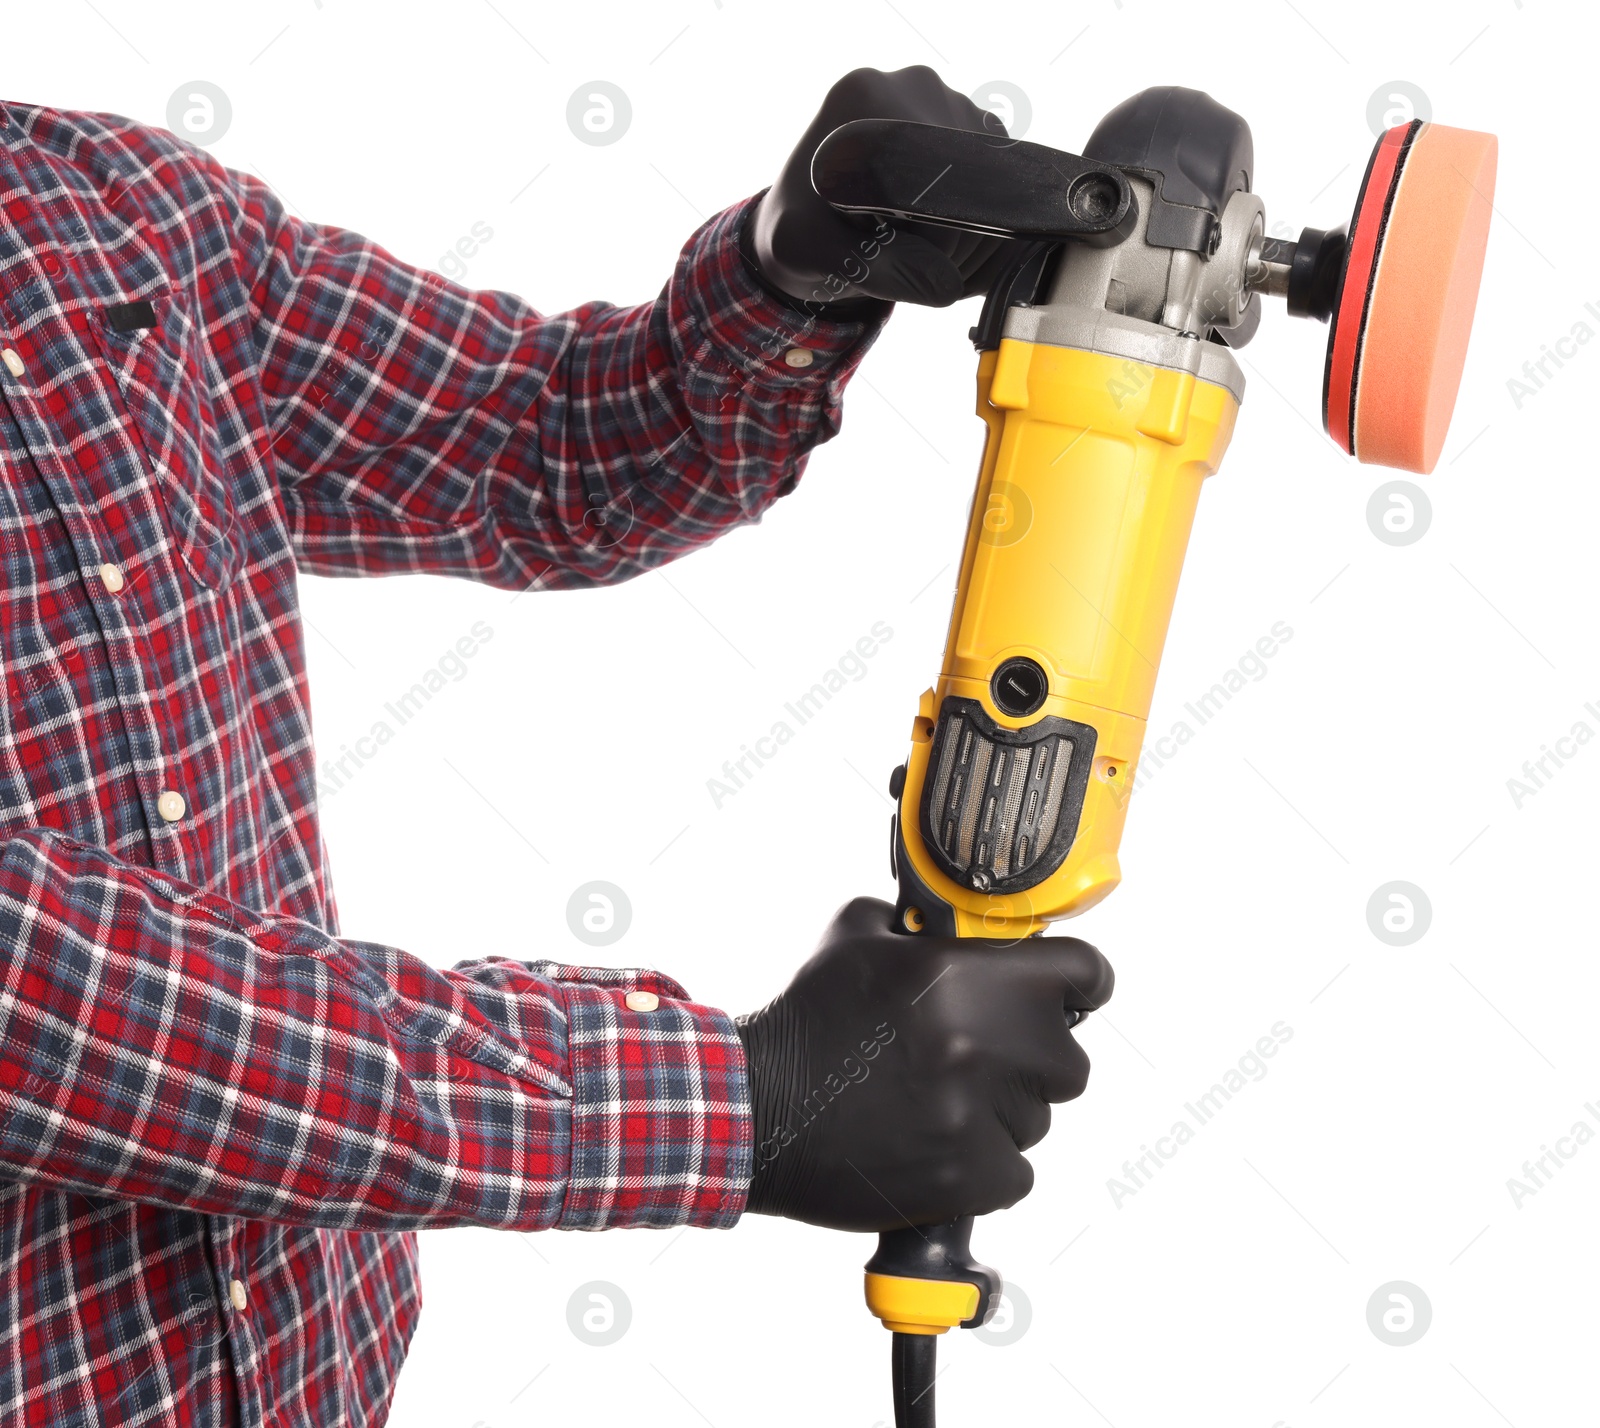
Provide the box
[0,65,1111,1425]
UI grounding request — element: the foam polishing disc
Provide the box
[1323,121,1497,473]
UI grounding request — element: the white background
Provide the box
[5,1,1595,1425]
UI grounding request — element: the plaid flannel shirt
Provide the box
[0,100,883,1427]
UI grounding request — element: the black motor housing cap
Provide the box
[1083,87,1253,253]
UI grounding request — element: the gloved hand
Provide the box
[735,897,1113,1233]
[744,65,1018,314]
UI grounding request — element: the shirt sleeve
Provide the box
[0,828,750,1231]
[210,156,886,589]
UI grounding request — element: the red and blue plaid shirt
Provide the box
[0,100,882,1426]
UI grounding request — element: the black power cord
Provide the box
[891,1332,938,1428]
[872,1218,1004,1428]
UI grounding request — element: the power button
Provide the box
[990,657,1048,718]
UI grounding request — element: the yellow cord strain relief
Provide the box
[863,1273,981,1335]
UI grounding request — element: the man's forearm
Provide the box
[211,134,888,590]
[0,828,749,1230]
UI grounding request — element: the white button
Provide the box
[783,347,814,369]
[156,790,187,822]
[98,562,125,593]
[229,1278,248,1312]
[2,349,23,377]
[624,991,659,1013]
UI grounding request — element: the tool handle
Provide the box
[864,1215,1001,1335]
[811,119,1137,244]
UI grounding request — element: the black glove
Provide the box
[744,65,1018,315]
[735,897,1113,1232]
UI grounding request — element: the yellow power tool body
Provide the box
[891,341,1237,940]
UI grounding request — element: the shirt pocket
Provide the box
[88,288,243,589]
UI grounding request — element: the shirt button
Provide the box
[98,562,126,594]
[624,991,660,1013]
[783,347,814,369]
[229,1278,248,1312]
[2,349,23,378]
[156,790,187,823]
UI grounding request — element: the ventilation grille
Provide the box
[920,697,1096,894]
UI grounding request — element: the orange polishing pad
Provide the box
[1323,121,1497,474]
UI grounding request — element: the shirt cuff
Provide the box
[675,193,888,391]
[537,962,752,1230]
